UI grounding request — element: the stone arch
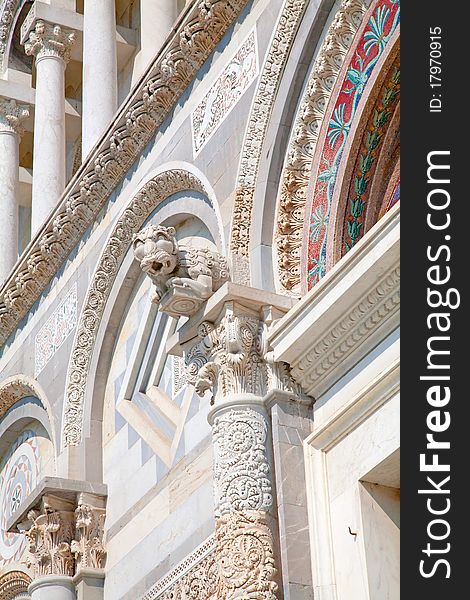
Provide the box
[326,42,400,267]
[0,568,31,600]
[229,0,370,291]
[61,167,222,463]
[0,375,55,450]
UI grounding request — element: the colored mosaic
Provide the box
[0,430,40,566]
[192,28,259,156]
[345,67,400,251]
[35,283,77,377]
[307,0,400,287]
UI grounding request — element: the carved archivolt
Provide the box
[230,0,309,283]
[0,570,31,600]
[0,0,249,347]
[0,375,51,422]
[0,0,21,73]
[213,408,273,516]
[63,170,208,447]
[274,0,368,293]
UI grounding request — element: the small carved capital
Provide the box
[25,496,75,579]
[0,97,30,135]
[185,301,306,406]
[24,20,75,63]
[71,500,106,570]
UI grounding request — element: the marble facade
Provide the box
[0,1,400,599]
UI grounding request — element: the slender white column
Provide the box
[133,0,177,82]
[0,98,29,283]
[25,21,75,235]
[82,0,117,159]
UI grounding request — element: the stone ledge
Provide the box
[6,476,107,533]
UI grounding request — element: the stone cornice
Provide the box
[0,0,249,348]
[269,205,400,398]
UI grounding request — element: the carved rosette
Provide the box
[71,502,106,570]
[25,507,75,578]
[213,408,272,516]
[215,511,278,599]
[0,97,30,135]
[24,20,76,64]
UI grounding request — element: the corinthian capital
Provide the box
[184,300,306,407]
[25,496,75,579]
[24,20,75,63]
[71,494,106,570]
[0,97,30,135]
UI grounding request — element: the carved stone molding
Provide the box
[213,407,272,516]
[275,0,368,293]
[133,224,230,318]
[141,536,217,600]
[230,0,309,283]
[25,500,75,579]
[0,97,30,135]
[0,570,31,600]
[0,0,20,73]
[24,20,75,63]
[0,374,46,420]
[0,0,249,348]
[291,264,400,393]
[71,500,106,570]
[63,170,208,447]
[216,510,278,599]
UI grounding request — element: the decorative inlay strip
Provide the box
[192,27,259,156]
[141,535,216,600]
[35,283,77,377]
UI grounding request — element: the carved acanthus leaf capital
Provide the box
[24,20,76,63]
[71,502,106,570]
[184,301,307,406]
[25,502,75,579]
[0,97,30,135]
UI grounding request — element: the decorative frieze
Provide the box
[0,98,30,135]
[35,283,77,378]
[25,501,75,578]
[191,27,259,156]
[0,0,249,348]
[24,20,75,63]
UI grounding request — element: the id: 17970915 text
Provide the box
[429,27,442,113]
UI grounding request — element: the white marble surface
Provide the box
[82,0,117,159]
[31,55,66,233]
[0,129,19,282]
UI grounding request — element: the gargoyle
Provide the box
[133,224,230,317]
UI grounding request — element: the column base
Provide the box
[29,575,75,600]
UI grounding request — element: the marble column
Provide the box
[0,98,29,284]
[24,21,75,235]
[25,495,76,600]
[185,302,307,598]
[82,0,117,160]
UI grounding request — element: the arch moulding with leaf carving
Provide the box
[62,169,217,448]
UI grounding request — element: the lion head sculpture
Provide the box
[133,225,179,282]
